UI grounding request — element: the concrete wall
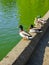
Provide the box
[0,11,49,65]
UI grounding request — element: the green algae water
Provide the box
[0,0,21,60]
[0,0,49,61]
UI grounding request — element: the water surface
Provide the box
[0,0,49,61]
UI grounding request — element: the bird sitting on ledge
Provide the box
[29,25,42,33]
[19,25,33,40]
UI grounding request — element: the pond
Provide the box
[0,0,49,61]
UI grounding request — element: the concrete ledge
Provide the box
[0,11,49,65]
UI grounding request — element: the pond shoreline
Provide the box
[0,11,49,65]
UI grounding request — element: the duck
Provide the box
[36,16,46,24]
[29,24,42,33]
[38,18,46,24]
[19,25,33,40]
[34,17,42,28]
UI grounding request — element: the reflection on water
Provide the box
[17,0,49,30]
[0,0,49,60]
[0,0,21,60]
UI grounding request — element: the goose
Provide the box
[29,25,42,33]
[19,25,33,40]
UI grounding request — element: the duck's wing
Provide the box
[22,31,30,36]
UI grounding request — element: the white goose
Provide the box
[19,25,33,40]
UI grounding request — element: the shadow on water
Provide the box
[26,27,49,65]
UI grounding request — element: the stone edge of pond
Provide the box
[0,10,49,65]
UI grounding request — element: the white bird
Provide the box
[34,17,46,28]
[29,25,42,33]
[37,18,46,24]
[19,25,33,40]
